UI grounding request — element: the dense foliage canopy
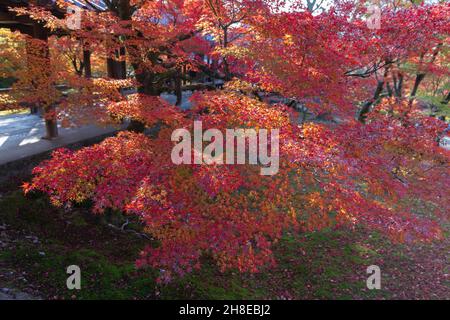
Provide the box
[1,0,448,282]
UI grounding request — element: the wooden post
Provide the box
[43,104,58,138]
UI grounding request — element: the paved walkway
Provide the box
[0,113,121,166]
[0,93,193,166]
[160,91,193,110]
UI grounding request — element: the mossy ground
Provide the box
[0,180,448,300]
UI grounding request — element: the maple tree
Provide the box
[1,0,448,282]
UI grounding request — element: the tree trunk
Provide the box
[393,72,403,98]
[408,73,426,107]
[32,24,58,138]
[358,63,391,123]
[222,27,231,80]
[119,46,126,78]
[26,37,40,115]
[386,82,393,97]
[127,66,157,133]
[83,49,92,78]
[408,45,442,107]
[174,69,182,106]
[107,55,124,79]
[107,45,126,79]
[358,79,385,123]
[182,65,187,86]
